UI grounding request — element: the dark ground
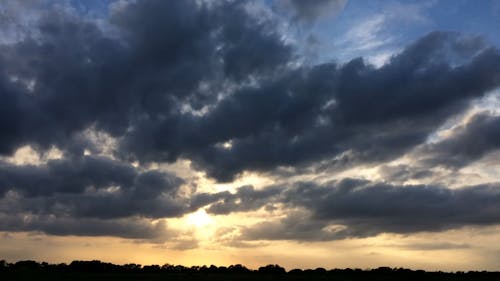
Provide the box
[1,260,499,281]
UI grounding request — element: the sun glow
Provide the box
[186,209,213,228]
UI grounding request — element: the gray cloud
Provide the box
[420,113,500,168]
[1,0,500,242]
[0,213,172,241]
[401,242,471,251]
[377,164,435,183]
[377,112,500,184]
[240,210,339,241]
[279,0,347,23]
[285,180,500,234]
[173,32,500,181]
[206,185,282,215]
[0,155,182,198]
[0,154,186,239]
[1,1,499,182]
[0,155,189,220]
[0,0,292,158]
[203,179,500,242]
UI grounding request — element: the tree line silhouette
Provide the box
[1,260,499,281]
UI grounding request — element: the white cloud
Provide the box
[339,15,389,52]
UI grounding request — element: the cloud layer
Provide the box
[203,179,500,241]
[1,0,500,243]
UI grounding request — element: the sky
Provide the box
[1,0,500,271]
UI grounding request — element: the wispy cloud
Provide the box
[338,15,390,52]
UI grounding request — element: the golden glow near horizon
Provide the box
[2,153,500,270]
[2,226,500,271]
[2,148,500,271]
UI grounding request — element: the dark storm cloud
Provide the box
[205,185,282,215]
[333,32,495,126]
[284,180,500,234]
[0,156,133,197]
[377,112,500,183]
[188,184,282,215]
[182,32,500,181]
[0,155,182,198]
[0,155,189,219]
[201,179,500,241]
[2,0,500,241]
[0,213,172,240]
[0,154,187,238]
[419,113,500,168]
[0,12,128,153]
[378,164,432,180]
[1,0,500,182]
[0,0,292,157]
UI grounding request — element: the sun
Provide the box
[186,209,213,228]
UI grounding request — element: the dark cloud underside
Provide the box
[203,179,500,241]
[420,113,500,168]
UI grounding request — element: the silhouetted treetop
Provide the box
[1,259,499,281]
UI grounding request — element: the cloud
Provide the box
[285,180,500,235]
[278,0,347,23]
[1,0,500,243]
[0,0,292,158]
[203,179,500,242]
[184,32,500,181]
[377,111,500,183]
[240,210,339,241]
[376,164,435,183]
[0,214,173,241]
[0,0,44,43]
[401,242,471,251]
[203,185,282,215]
[0,155,192,220]
[338,15,389,52]
[1,0,499,182]
[419,113,500,168]
[0,154,188,240]
[0,155,182,198]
